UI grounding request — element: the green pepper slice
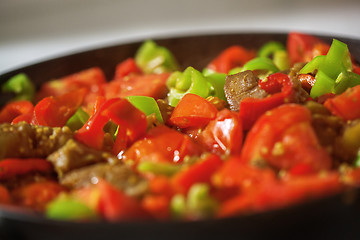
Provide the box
[127,96,163,123]
[2,73,35,101]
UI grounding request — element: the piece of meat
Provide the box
[0,122,72,159]
[224,70,268,111]
[60,163,148,197]
[47,139,119,177]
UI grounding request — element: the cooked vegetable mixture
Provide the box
[1,32,360,221]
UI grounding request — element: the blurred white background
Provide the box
[1,0,360,74]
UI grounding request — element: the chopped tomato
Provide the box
[96,180,149,221]
[197,109,243,155]
[123,125,202,164]
[114,58,142,79]
[172,154,223,194]
[287,32,330,65]
[207,46,256,73]
[0,158,53,180]
[297,74,316,92]
[241,104,332,171]
[33,88,87,127]
[324,85,360,121]
[168,93,218,129]
[11,181,65,212]
[0,185,11,204]
[105,73,170,100]
[0,100,34,124]
[141,195,170,220]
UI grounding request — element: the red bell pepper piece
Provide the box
[287,32,330,65]
[297,74,316,92]
[0,185,11,204]
[11,181,65,211]
[33,88,87,127]
[207,46,256,74]
[168,93,218,128]
[198,109,243,155]
[172,154,223,194]
[114,58,142,79]
[0,158,53,180]
[96,180,150,221]
[75,98,147,155]
[141,195,170,220]
[124,125,202,164]
[241,104,332,171]
[0,100,34,124]
[324,85,360,121]
[239,73,293,130]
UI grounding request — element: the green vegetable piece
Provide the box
[354,151,360,167]
[258,41,286,58]
[228,67,243,75]
[167,67,210,106]
[2,73,35,101]
[242,57,279,73]
[46,198,98,221]
[273,50,290,71]
[334,72,360,94]
[66,108,89,131]
[186,183,218,219]
[310,70,335,98]
[170,194,187,220]
[135,40,179,74]
[127,96,163,123]
[299,55,326,74]
[137,161,181,176]
[204,72,227,101]
[320,39,349,79]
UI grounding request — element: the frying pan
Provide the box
[0,32,360,240]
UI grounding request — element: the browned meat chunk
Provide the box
[47,139,119,177]
[224,70,268,111]
[0,122,72,159]
[60,163,148,197]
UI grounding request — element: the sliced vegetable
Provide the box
[2,73,35,101]
[0,100,34,124]
[0,158,53,180]
[66,107,90,131]
[127,96,163,123]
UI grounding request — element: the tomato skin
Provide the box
[324,85,360,121]
[241,104,331,171]
[114,58,142,79]
[172,154,223,194]
[0,100,34,124]
[124,125,202,164]
[0,185,11,204]
[33,88,87,127]
[168,93,218,129]
[207,46,256,73]
[197,109,243,155]
[0,158,53,180]
[11,181,65,212]
[105,73,170,100]
[96,180,149,221]
[287,32,329,65]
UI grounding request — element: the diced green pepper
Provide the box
[273,50,290,71]
[258,41,286,58]
[170,194,187,220]
[242,57,279,73]
[299,55,326,74]
[354,151,360,167]
[135,40,179,74]
[334,72,360,94]
[137,161,181,176]
[228,67,243,75]
[186,183,218,219]
[310,70,335,98]
[2,73,35,101]
[167,67,210,106]
[66,108,89,131]
[204,72,227,101]
[127,96,163,123]
[46,197,98,221]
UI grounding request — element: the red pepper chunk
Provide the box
[0,185,11,204]
[207,46,256,74]
[114,58,142,79]
[75,98,147,155]
[324,85,360,121]
[241,104,331,171]
[0,100,34,124]
[172,154,223,194]
[240,73,293,130]
[33,88,87,127]
[0,158,53,180]
[168,93,218,129]
[198,109,243,155]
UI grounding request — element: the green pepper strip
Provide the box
[2,73,35,101]
[299,55,326,74]
[135,40,179,74]
[186,183,218,219]
[170,194,187,220]
[242,57,279,73]
[334,72,360,94]
[204,72,227,101]
[137,161,181,176]
[310,70,335,98]
[66,108,90,131]
[127,96,163,123]
[46,198,98,221]
[167,67,210,107]
[258,41,286,58]
[273,50,290,71]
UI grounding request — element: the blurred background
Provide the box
[1,0,360,74]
